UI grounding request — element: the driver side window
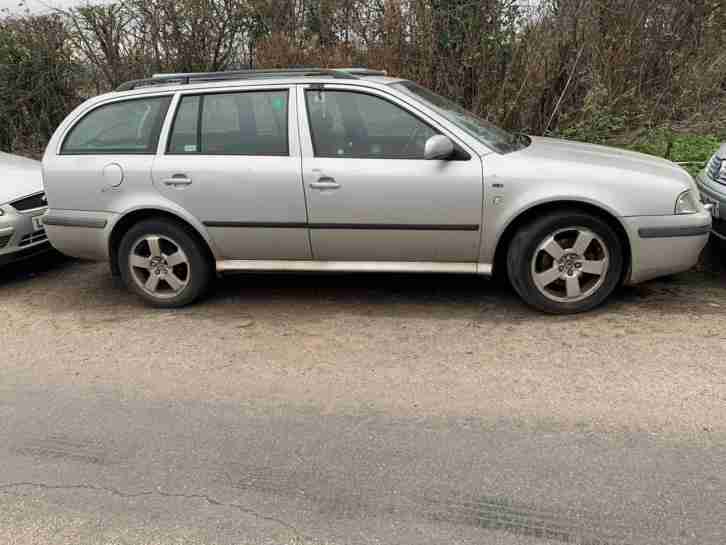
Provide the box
[305,90,437,159]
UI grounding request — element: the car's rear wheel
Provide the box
[119,219,212,308]
[507,211,624,314]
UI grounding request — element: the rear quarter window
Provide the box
[61,96,172,155]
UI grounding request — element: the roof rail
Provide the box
[116,67,387,92]
[336,68,388,77]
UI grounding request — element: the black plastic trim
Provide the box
[638,224,711,238]
[43,215,108,229]
[311,223,479,231]
[10,192,47,212]
[204,221,307,229]
[204,221,479,231]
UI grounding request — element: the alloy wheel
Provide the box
[530,227,610,303]
[128,234,190,299]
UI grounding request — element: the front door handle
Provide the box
[309,176,340,190]
[163,174,192,187]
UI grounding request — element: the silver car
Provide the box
[0,152,50,266]
[696,143,726,240]
[41,68,711,313]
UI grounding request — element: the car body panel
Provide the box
[295,84,484,262]
[150,86,311,260]
[42,210,116,261]
[44,200,220,262]
[487,136,697,218]
[478,137,709,279]
[0,152,45,203]
[623,213,710,283]
[41,92,174,213]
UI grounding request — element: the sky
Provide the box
[0,0,94,14]
[2,0,541,15]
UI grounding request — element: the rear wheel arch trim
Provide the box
[109,208,217,276]
[492,199,632,280]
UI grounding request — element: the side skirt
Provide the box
[216,260,493,275]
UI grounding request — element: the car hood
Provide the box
[521,137,693,185]
[0,151,44,205]
[487,136,700,217]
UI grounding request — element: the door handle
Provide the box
[309,177,340,190]
[163,175,192,187]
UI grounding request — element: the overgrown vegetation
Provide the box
[0,14,80,155]
[1,0,725,162]
[627,131,725,176]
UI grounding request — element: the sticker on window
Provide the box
[184,144,197,153]
[272,97,286,112]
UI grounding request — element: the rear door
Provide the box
[297,84,483,263]
[152,85,311,260]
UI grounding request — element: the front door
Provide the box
[297,85,483,263]
[152,86,311,260]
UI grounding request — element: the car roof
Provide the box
[111,68,404,96]
[97,75,405,104]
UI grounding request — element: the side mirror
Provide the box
[424,135,455,160]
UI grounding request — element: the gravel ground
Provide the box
[1,243,726,544]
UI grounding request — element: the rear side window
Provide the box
[167,90,288,156]
[62,96,171,154]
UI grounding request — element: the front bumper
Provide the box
[0,204,51,266]
[623,211,711,284]
[695,172,726,239]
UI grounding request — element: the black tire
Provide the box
[118,218,212,308]
[507,211,624,314]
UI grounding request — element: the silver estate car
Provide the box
[41,68,711,314]
[0,152,50,266]
[696,143,726,240]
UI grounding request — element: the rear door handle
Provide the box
[163,175,192,187]
[309,177,340,190]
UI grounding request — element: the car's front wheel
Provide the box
[118,219,212,308]
[507,211,624,314]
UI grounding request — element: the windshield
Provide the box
[391,81,529,154]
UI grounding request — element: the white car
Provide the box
[0,152,50,266]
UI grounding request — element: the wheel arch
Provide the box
[109,208,216,276]
[492,200,632,284]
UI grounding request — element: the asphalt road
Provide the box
[1,245,726,545]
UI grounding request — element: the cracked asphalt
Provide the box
[1,244,726,545]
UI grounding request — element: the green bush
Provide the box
[0,14,81,158]
[626,130,722,176]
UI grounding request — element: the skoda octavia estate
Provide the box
[42,68,711,314]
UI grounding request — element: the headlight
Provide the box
[675,190,699,214]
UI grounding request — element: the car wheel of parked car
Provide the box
[507,211,624,314]
[119,219,212,308]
